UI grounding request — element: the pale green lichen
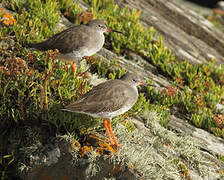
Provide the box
[109,111,216,179]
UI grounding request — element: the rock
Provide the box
[16,127,138,180]
[121,0,224,65]
[15,113,224,180]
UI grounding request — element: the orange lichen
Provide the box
[98,140,116,153]
[114,59,121,67]
[70,139,81,150]
[180,164,191,180]
[89,134,116,153]
[80,145,93,157]
[96,146,104,155]
[213,114,224,128]
[0,8,16,26]
[70,135,117,157]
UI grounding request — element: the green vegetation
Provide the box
[1,0,60,43]
[0,0,224,179]
[81,0,224,134]
[205,12,224,33]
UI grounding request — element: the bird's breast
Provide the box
[86,33,105,56]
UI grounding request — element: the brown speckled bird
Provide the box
[28,19,122,74]
[62,73,146,147]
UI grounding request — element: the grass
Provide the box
[0,0,224,179]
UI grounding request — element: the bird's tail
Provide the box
[27,40,51,51]
[61,102,85,112]
[61,108,73,112]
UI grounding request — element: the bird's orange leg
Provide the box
[71,62,77,77]
[103,118,114,145]
[108,119,120,147]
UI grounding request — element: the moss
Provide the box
[217,154,224,162]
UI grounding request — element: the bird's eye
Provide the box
[98,24,105,29]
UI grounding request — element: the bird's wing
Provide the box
[65,80,131,114]
[29,25,91,54]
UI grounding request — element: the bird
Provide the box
[62,73,147,148]
[28,19,122,75]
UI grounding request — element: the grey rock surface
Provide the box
[122,0,224,65]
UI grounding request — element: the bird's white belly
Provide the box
[66,33,104,60]
[67,45,102,59]
[80,47,101,57]
[96,103,135,119]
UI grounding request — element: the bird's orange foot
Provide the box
[111,143,123,149]
[104,118,123,149]
[71,62,77,77]
[88,134,116,153]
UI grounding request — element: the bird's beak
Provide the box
[138,81,147,86]
[106,27,123,34]
[138,81,156,87]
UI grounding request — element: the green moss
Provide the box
[2,0,60,43]
[58,0,84,24]
[217,154,224,162]
[90,57,126,79]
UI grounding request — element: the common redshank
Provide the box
[28,19,122,75]
[62,73,146,147]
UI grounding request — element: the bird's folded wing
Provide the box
[28,25,90,54]
[65,80,130,113]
